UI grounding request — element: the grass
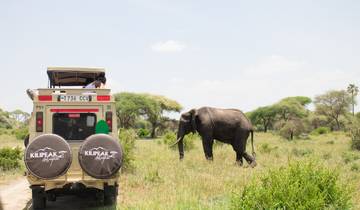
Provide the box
[117,132,360,209]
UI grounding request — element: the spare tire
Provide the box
[25,134,72,179]
[79,134,123,179]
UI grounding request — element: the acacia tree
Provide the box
[248,106,277,132]
[114,92,182,137]
[314,90,352,130]
[347,84,359,116]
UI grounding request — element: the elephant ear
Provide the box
[190,109,198,132]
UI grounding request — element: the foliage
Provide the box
[291,148,313,157]
[137,128,150,138]
[13,127,29,140]
[278,118,305,140]
[259,143,278,154]
[0,108,12,129]
[311,126,331,135]
[342,151,360,164]
[114,92,182,138]
[274,96,310,121]
[0,147,22,171]
[248,106,277,132]
[314,90,352,130]
[161,131,196,151]
[347,84,359,116]
[119,129,137,171]
[230,161,352,210]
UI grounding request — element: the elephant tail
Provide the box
[250,130,256,158]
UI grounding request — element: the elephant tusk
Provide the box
[169,137,182,148]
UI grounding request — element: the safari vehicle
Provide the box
[24,67,123,209]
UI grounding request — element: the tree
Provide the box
[273,96,310,122]
[248,106,277,132]
[347,84,359,116]
[142,94,182,138]
[114,92,182,138]
[314,90,352,130]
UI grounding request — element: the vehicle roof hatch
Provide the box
[47,67,106,87]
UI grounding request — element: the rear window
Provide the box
[53,113,96,140]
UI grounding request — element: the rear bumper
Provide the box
[26,171,120,191]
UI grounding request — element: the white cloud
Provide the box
[151,40,186,53]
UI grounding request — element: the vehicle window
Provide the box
[53,113,96,140]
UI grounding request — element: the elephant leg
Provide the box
[201,137,214,161]
[243,152,257,168]
[232,144,243,166]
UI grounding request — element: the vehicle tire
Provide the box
[104,185,118,206]
[32,187,46,210]
[78,134,123,179]
[25,134,72,179]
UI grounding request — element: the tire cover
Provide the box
[25,134,72,179]
[79,134,123,179]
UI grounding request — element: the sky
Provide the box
[0,0,359,115]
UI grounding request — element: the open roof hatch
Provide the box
[47,67,105,88]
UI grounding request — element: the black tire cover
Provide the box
[79,134,123,179]
[25,134,72,179]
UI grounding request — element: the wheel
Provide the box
[32,186,46,210]
[104,185,118,206]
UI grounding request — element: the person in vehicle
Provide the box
[84,75,106,89]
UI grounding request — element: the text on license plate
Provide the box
[59,95,90,102]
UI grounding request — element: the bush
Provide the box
[311,126,331,135]
[349,121,360,150]
[161,131,197,151]
[137,128,150,138]
[119,129,137,171]
[230,161,352,210]
[279,119,305,140]
[13,127,29,140]
[0,147,22,171]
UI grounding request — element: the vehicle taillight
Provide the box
[106,112,112,132]
[97,95,110,101]
[38,95,52,101]
[36,112,43,132]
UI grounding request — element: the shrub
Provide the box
[349,121,360,150]
[279,119,305,140]
[137,128,150,138]
[0,147,22,171]
[161,131,197,151]
[119,129,137,171]
[230,161,352,210]
[311,126,331,135]
[13,127,29,140]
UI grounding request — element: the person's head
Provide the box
[94,80,102,88]
[98,77,106,84]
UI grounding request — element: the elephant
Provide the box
[173,107,256,167]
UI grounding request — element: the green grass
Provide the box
[117,132,360,209]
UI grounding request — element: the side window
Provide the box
[53,113,97,140]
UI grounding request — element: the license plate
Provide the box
[59,95,90,102]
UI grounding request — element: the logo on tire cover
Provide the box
[29,147,68,167]
[84,147,118,164]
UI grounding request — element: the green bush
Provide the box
[311,126,331,135]
[349,122,360,150]
[0,147,22,171]
[13,127,29,140]
[161,131,197,151]
[119,129,137,171]
[230,161,352,210]
[137,128,150,138]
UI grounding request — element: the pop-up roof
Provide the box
[47,67,105,87]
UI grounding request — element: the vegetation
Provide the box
[160,131,197,151]
[114,92,182,138]
[118,129,137,171]
[117,132,360,209]
[0,147,22,171]
[347,84,359,116]
[230,161,352,210]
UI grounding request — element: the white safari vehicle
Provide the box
[24,67,123,209]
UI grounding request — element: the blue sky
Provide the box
[0,0,359,114]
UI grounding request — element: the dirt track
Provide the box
[0,178,114,210]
